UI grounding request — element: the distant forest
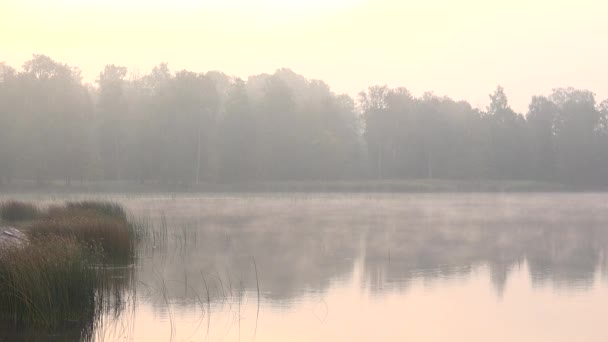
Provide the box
[1,55,607,186]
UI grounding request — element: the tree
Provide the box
[359,86,408,179]
[255,75,298,180]
[526,96,558,180]
[219,78,256,182]
[0,63,18,184]
[482,86,529,179]
[18,55,92,184]
[549,88,600,184]
[96,64,129,180]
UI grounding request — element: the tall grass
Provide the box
[132,213,168,256]
[0,200,139,336]
[0,200,41,222]
[28,215,134,263]
[29,201,136,263]
[64,201,127,221]
[0,236,97,328]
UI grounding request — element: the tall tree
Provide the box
[0,63,18,184]
[526,96,558,180]
[18,55,92,183]
[96,64,129,180]
[219,78,256,182]
[483,86,529,179]
[549,88,599,184]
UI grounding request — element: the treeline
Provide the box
[0,55,607,186]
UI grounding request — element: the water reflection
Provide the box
[2,193,608,341]
[130,193,608,303]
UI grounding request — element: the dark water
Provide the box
[3,193,608,341]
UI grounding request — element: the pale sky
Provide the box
[1,0,607,112]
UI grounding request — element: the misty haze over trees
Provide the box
[1,55,608,187]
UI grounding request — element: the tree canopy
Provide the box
[1,55,607,187]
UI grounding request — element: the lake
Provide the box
[2,193,608,341]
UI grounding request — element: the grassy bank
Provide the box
[1,200,135,263]
[0,200,137,331]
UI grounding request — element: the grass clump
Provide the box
[45,200,127,221]
[28,214,134,263]
[0,236,97,328]
[0,200,137,334]
[30,201,135,263]
[0,201,41,222]
[65,201,128,221]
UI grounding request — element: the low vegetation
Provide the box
[0,236,97,328]
[63,201,127,221]
[29,215,134,263]
[0,200,137,331]
[0,200,41,222]
[1,200,135,262]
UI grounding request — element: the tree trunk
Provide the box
[196,112,203,185]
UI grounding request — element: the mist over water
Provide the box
[2,193,608,341]
[3,1,608,340]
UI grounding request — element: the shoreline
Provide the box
[0,179,595,194]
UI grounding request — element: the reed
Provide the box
[0,200,138,337]
[0,200,41,222]
[29,208,135,263]
[65,201,127,221]
[45,200,127,221]
[0,236,97,328]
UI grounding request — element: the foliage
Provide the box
[1,55,608,187]
[0,201,41,221]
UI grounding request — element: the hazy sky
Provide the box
[2,0,607,112]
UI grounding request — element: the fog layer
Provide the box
[1,55,607,186]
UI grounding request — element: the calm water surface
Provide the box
[3,193,608,341]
